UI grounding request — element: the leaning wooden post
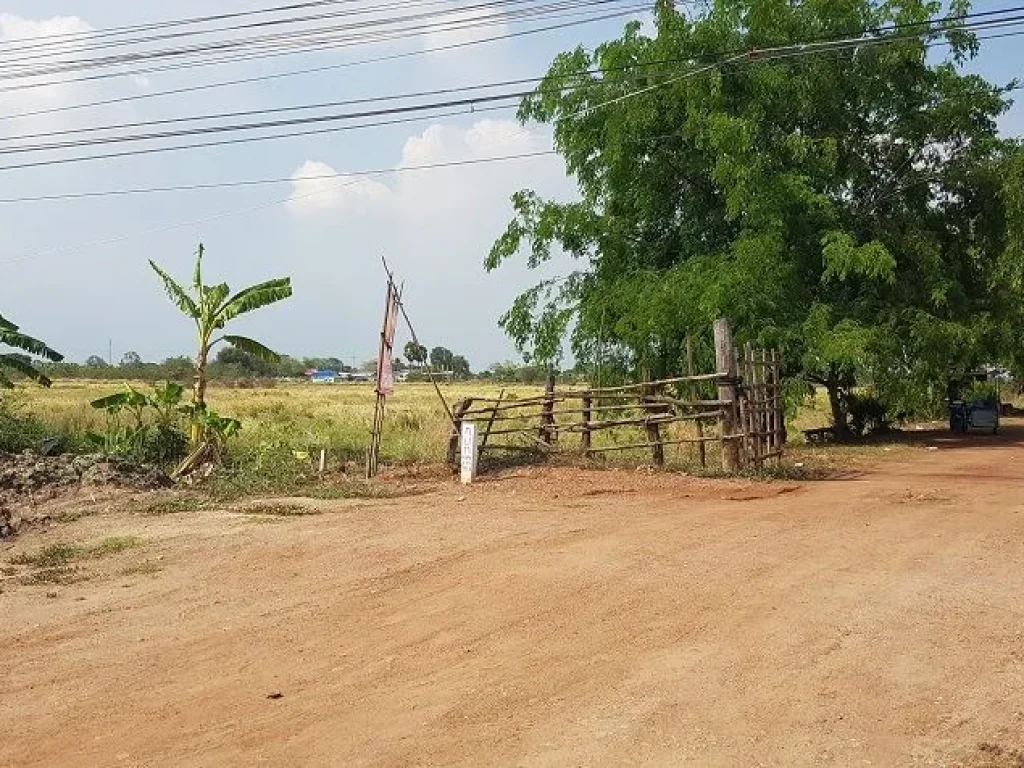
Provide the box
[447,398,472,470]
[539,366,556,447]
[686,333,706,468]
[478,389,504,458]
[582,393,593,456]
[714,318,740,472]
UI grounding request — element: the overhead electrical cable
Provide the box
[0,6,641,103]
[3,15,1017,269]
[1,2,1018,123]
[0,0,636,80]
[0,149,560,203]
[0,0,637,82]
[0,17,1018,171]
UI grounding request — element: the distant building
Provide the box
[309,370,338,384]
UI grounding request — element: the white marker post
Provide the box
[460,421,478,485]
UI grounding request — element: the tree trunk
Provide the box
[191,345,209,446]
[825,380,852,442]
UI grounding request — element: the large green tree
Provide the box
[487,0,1019,435]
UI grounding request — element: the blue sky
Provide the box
[0,1,1019,369]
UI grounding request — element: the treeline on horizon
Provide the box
[26,346,567,385]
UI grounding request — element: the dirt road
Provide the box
[3,428,1024,767]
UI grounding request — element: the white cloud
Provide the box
[288,119,556,220]
[419,3,510,56]
[280,118,573,365]
[286,160,392,216]
[401,119,548,166]
[0,13,90,42]
[0,14,93,113]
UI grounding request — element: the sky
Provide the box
[0,0,1020,370]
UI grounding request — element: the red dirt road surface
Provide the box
[3,428,1024,767]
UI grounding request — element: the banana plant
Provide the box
[0,312,62,389]
[149,243,292,445]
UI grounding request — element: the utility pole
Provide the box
[108,338,112,367]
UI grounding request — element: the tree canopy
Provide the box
[487,0,1023,431]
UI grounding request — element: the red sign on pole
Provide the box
[376,280,400,397]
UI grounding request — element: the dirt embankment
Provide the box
[0,452,171,537]
[2,428,1024,766]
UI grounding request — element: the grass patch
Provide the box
[142,496,210,515]
[54,508,98,524]
[12,536,143,568]
[21,566,87,586]
[238,502,319,517]
[119,560,163,577]
[12,542,85,568]
[295,480,414,501]
[89,536,142,557]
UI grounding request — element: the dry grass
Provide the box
[13,379,928,477]
[19,380,540,465]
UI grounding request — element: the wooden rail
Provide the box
[447,319,786,474]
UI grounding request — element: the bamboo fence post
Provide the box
[643,383,665,467]
[687,333,706,468]
[736,345,749,469]
[772,348,784,458]
[749,344,763,469]
[539,367,556,447]
[714,318,740,472]
[478,389,505,458]
[447,398,472,469]
[582,394,593,456]
[759,348,770,466]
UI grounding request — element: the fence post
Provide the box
[772,348,785,456]
[714,318,740,472]
[643,383,664,467]
[539,367,556,446]
[686,333,707,468]
[582,393,593,456]
[447,398,472,470]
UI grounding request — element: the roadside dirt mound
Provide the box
[0,452,171,537]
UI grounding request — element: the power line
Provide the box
[2,1,1017,125]
[3,74,1016,205]
[0,91,534,155]
[2,6,1019,146]
[0,0,366,51]
[0,6,639,108]
[0,19,1018,171]
[0,149,560,202]
[0,0,632,81]
[0,102,521,172]
[0,0,453,59]
[0,69,628,144]
[3,28,1017,269]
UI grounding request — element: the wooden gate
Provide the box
[448,319,785,473]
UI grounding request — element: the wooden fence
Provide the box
[447,319,786,473]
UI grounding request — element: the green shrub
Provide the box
[0,401,48,452]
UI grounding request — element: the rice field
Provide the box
[16,380,545,465]
[11,378,849,472]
